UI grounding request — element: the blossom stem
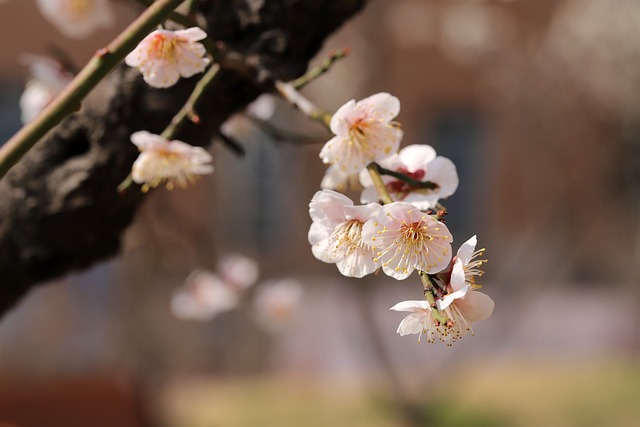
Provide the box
[377,165,439,190]
[273,80,332,130]
[0,0,185,181]
[419,271,449,325]
[161,63,220,140]
[292,48,350,90]
[366,162,394,205]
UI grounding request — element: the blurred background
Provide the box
[1,0,640,426]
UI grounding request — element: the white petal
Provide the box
[321,165,351,190]
[389,300,431,312]
[176,27,208,42]
[437,284,471,311]
[336,250,378,278]
[424,156,459,199]
[456,291,494,322]
[450,258,467,292]
[398,144,437,171]
[343,203,381,222]
[456,235,477,265]
[359,92,400,121]
[359,186,379,204]
[329,99,357,135]
[396,313,426,336]
[308,221,331,246]
[309,189,352,224]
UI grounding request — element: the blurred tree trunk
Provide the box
[0,0,367,317]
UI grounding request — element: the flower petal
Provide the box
[456,235,477,266]
[389,300,431,312]
[397,144,436,171]
[456,291,494,322]
[359,92,400,121]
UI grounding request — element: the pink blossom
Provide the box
[125,28,210,88]
[130,131,213,191]
[36,0,113,39]
[362,202,452,279]
[308,189,381,278]
[319,93,403,173]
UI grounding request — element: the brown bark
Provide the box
[0,0,367,317]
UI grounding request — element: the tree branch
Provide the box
[0,0,368,317]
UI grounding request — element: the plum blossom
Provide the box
[435,236,494,341]
[390,300,450,344]
[319,92,403,173]
[362,201,452,280]
[36,0,114,39]
[170,269,239,321]
[253,279,302,333]
[359,144,459,210]
[308,189,381,278]
[217,253,259,290]
[130,131,213,191]
[19,54,74,124]
[125,28,210,88]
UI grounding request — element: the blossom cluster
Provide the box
[310,93,494,345]
[19,5,493,347]
[171,254,302,333]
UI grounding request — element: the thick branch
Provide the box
[0,0,367,317]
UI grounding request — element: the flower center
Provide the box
[149,33,178,62]
[399,221,433,246]
[330,219,365,255]
[67,0,91,17]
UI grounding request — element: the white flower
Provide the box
[253,279,302,333]
[359,144,459,210]
[320,164,361,192]
[319,92,403,173]
[125,28,210,88]
[217,253,259,290]
[362,202,452,280]
[390,300,443,343]
[36,0,113,39]
[19,54,74,124]
[130,131,214,191]
[170,269,239,321]
[435,236,494,341]
[308,189,381,278]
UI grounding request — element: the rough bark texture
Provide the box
[0,0,367,317]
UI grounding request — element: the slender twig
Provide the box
[292,48,350,90]
[186,0,200,16]
[274,80,332,130]
[247,116,324,145]
[366,162,394,205]
[377,165,439,190]
[162,63,220,139]
[0,0,185,181]
[419,271,449,325]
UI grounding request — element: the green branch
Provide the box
[419,271,449,325]
[0,0,185,180]
[292,48,350,90]
[366,162,394,205]
[274,80,332,130]
[161,63,220,140]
